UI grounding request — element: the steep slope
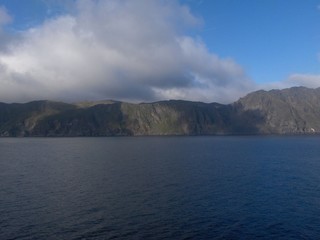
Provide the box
[32,102,128,136]
[0,100,260,136]
[31,100,256,136]
[0,101,76,136]
[1,86,320,136]
[121,100,261,135]
[236,87,320,133]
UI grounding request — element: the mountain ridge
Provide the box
[1,86,319,136]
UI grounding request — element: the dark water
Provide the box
[1,136,320,239]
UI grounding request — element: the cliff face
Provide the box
[0,100,260,136]
[120,101,260,135]
[1,87,320,136]
[0,101,76,137]
[236,87,320,134]
[121,101,223,135]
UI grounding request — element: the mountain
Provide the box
[0,86,319,136]
[236,87,320,134]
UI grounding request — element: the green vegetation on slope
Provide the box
[1,87,320,136]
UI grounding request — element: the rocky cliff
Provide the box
[1,87,319,136]
[236,87,320,134]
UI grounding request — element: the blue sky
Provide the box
[1,0,71,29]
[186,0,320,83]
[0,0,319,103]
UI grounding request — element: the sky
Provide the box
[0,0,319,103]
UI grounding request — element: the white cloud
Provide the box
[287,74,320,88]
[0,0,254,103]
[256,73,320,92]
[0,6,13,49]
[0,7,11,26]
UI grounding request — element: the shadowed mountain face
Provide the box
[0,87,319,136]
[236,87,320,134]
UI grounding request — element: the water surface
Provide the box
[1,136,320,239]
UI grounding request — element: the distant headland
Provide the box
[1,86,320,137]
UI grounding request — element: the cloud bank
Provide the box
[0,0,254,103]
[286,74,320,88]
[260,73,320,91]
